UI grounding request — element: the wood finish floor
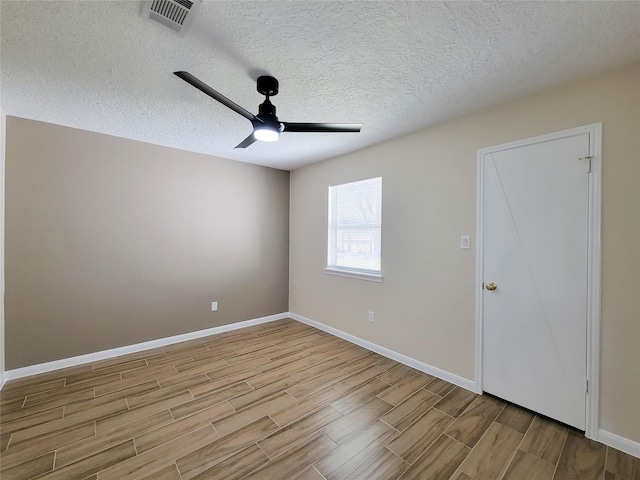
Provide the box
[1,319,638,480]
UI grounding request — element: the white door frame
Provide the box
[475,123,602,439]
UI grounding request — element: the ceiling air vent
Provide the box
[141,0,201,36]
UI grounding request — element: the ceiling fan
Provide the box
[174,71,362,149]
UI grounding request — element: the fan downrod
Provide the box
[257,76,279,97]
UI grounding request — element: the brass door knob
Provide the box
[486,282,497,291]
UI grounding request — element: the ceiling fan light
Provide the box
[253,126,280,142]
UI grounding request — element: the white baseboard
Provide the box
[0,372,6,391]
[289,312,476,393]
[598,429,640,459]
[3,312,289,383]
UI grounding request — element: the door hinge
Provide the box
[585,378,589,393]
[579,155,593,173]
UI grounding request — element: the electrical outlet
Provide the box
[368,311,374,322]
[211,301,218,312]
[460,235,470,249]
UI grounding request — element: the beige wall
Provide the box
[5,117,290,369]
[290,64,640,443]
[0,109,5,382]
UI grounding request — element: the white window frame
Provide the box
[325,176,383,282]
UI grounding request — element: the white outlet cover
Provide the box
[461,235,470,249]
[211,302,218,311]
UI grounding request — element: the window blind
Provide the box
[328,176,382,273]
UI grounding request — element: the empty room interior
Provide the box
[1,1,639,479]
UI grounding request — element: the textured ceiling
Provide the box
[1,1,639,170]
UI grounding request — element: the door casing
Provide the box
[475,123,602,439]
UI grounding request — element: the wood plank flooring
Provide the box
[1,318,638,480]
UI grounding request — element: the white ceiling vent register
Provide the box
[141,0,201,36]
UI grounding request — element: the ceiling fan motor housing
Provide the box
[258,99,278,121]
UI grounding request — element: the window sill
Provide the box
[324,267,383,283]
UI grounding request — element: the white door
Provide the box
[481,131,591,430]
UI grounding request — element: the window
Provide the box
[326,177,382,281]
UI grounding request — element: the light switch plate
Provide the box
[461,235,470,249]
